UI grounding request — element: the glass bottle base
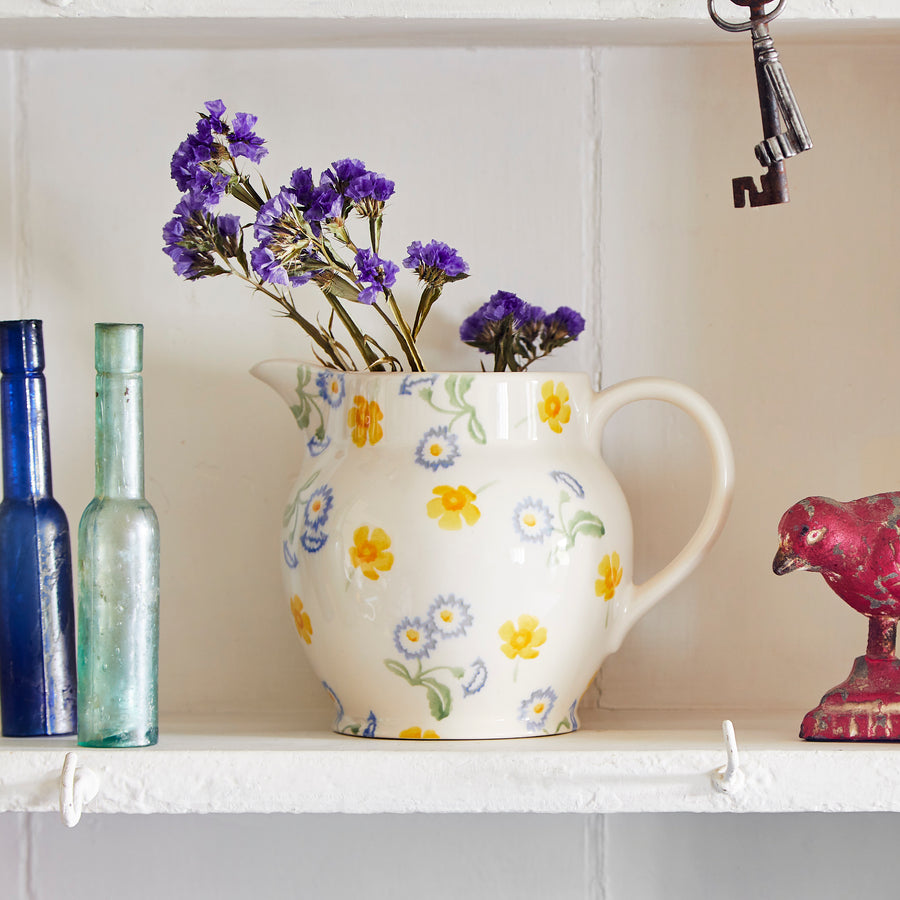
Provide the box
[77,726,158,748]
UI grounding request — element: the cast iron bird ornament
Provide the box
[774,493,900,740]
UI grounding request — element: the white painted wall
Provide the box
[1,35,899,899]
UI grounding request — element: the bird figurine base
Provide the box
[801,650,900,741]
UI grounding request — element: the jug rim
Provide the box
[252,358,598,382]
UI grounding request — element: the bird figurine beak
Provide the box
[773,544,802,575]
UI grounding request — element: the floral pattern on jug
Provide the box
[254,362,734,739]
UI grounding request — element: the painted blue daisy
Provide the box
[567,699,579,731]
[550,470,585,499]
[362,711,378,737]
[414,426,460,470]
[512,497,554,543]
[300,528,328,553]
[519,687,558,733]
[461,658,488,697]
[307,433,332,457]
[304,485,333,530]
[393,617,438,660]
[427,594,473,638]
[316,371,345,407]
[399,373,438,396]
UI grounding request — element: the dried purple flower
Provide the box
[517,301,548,344]
[250,245,290,286]
[169,101,267,208]
[162,196,231,280]
[403,240,469,284]
[354,249,399,305]
[165,101,483,373]
[217,213,242,236]
[305,185,342,225]
[229,112,268,164]
[252,192,322,288]
[289,167,316,207]
[204,99,227,127]
[253,191,295,241]
[543,306,586,343]
[190,170,231,210]
[170,126,219,195]
[347,172,395,204]
[459,291,583,371]
[321,159,369,195]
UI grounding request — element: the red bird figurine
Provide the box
[774,493,900,741]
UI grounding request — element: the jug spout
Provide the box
[250,359,305,411]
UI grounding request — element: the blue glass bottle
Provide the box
[77,324,159,747]
[0,319,77,736]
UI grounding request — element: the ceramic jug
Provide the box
[252,363,734,739]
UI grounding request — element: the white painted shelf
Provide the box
[3,710,900,816]
[0,0,899,47]
[2,0,900,825]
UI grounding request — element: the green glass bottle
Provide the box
[77,324,159,747]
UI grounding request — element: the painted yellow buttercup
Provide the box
[399,727,440,739]
[426,484,480,530]
[290,595,313,645]
[538,380,571,434]
[499,614,547,660]
[596,552,624,601]
[348,395,383,447]
[349,525,394,580]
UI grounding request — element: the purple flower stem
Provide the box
[372,301,418,371]
[318,286,385,371]
[221,256,347,369]
[385,290,425,371]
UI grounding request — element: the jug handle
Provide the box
[589,377,735,649]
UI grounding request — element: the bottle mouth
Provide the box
[95,323,143,374]
[0,320,44,374]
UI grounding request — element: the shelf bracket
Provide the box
[711,719,745,794]
[59,752,99,827]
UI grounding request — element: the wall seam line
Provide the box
[24,812,37,900]
[588,45,603,389]
[12,50,28,318]
[584,813,608,900]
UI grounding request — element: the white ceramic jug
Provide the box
[253,363,734,739]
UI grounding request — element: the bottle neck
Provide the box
[1,372,52,500]
[95,372,144,499]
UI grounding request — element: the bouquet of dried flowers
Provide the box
[163,100,584,372]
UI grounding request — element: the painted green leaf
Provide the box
[569,511,605,539]
[384,659,413,683]
[290,402,311,431]
[444,375,460,407]
[574,523,606,541]
[421,677,453,721]
[467,414,487,445]
[456,376,474,404]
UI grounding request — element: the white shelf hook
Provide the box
[59,752,99,827]
[711,719,745,794]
